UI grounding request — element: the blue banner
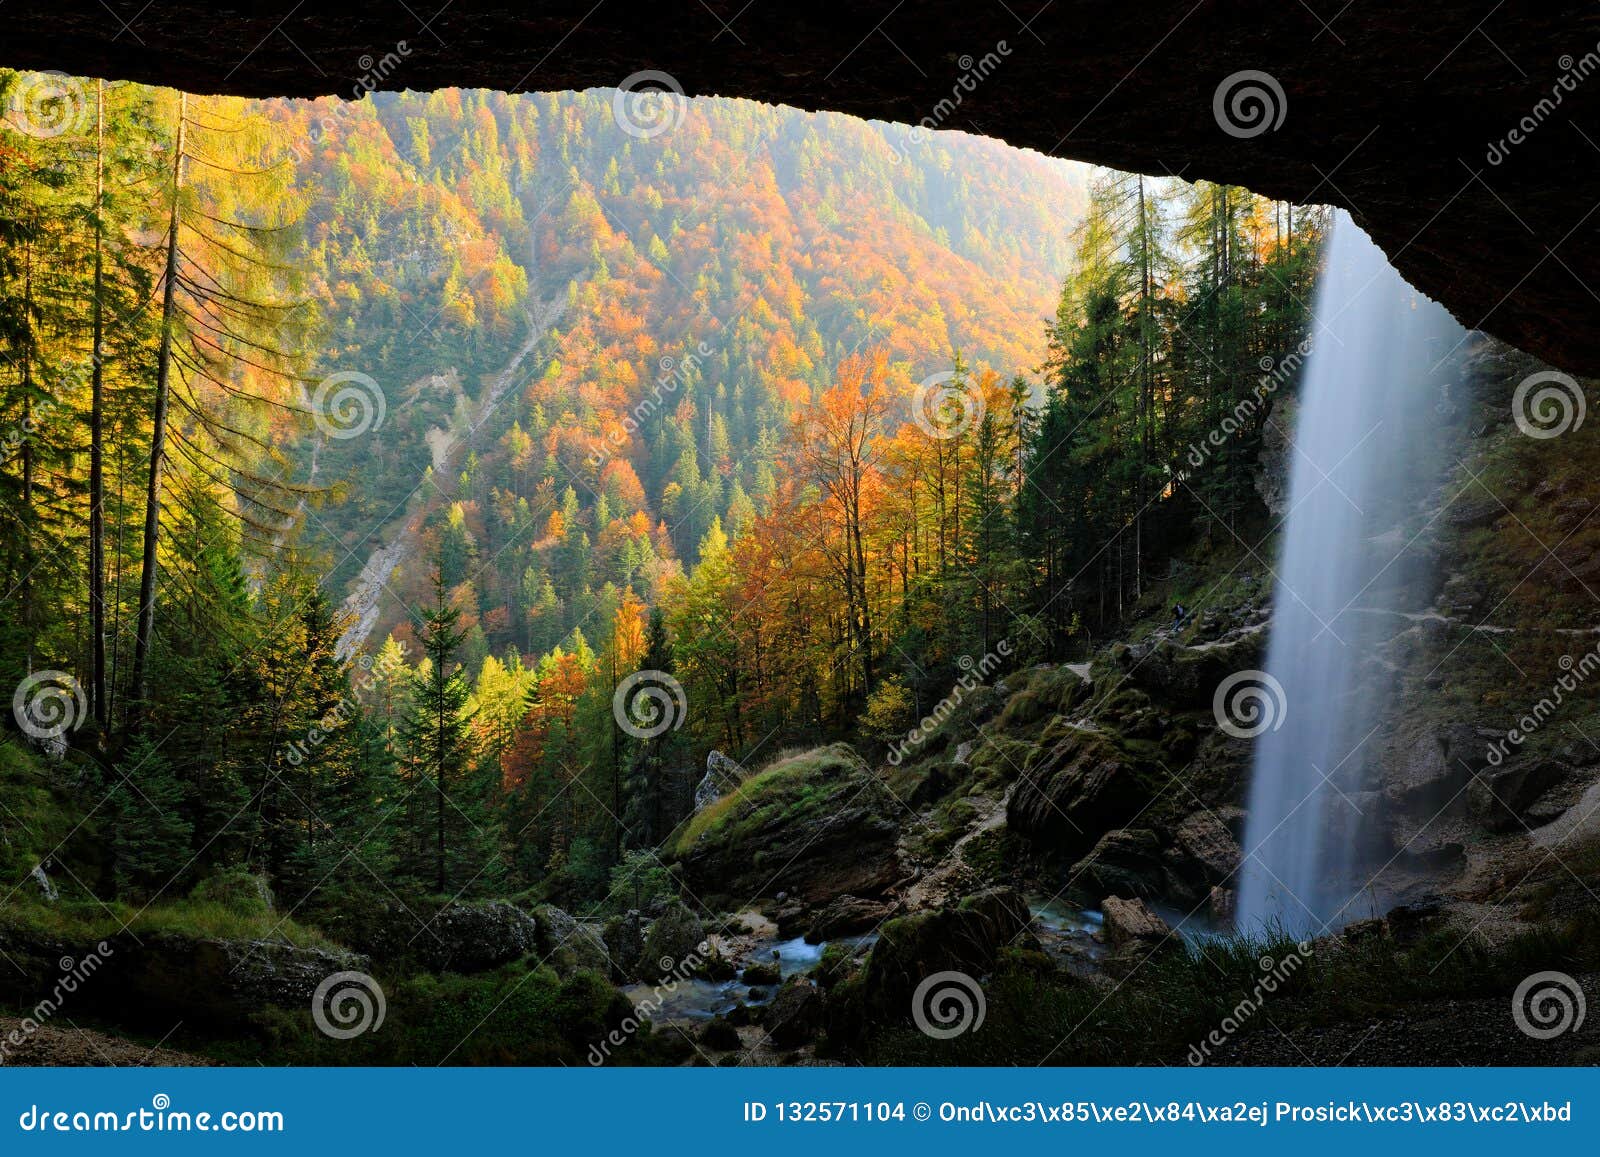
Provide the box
[1,1067,1594,1152]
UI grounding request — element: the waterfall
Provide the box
[1234,212,1463,937]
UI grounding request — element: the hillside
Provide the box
[270,91,1090,657]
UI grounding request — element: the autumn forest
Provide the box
[0,75,1328,1063]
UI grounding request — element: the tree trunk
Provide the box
[132,93,185,718]
[89,80,108,728]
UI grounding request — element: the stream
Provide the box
[625,897,1108,1025]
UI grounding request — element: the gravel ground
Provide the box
[0,1018,209,1066]
[1201,973,1600,1066]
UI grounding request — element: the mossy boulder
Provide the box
[641,901,706,978]
[1006,731,1153,857]
[841,886,1030,1036]
[675,744,901,907]
[535,904,611,977]
[319,895,538,974]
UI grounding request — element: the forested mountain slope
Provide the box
[274,91,1090,659]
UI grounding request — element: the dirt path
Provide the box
[900,787,1012,912]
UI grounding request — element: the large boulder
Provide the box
[1384,725,1495,811]
[0,926,370,1028]
[1069,829,1174,901]
[675,745,901,908]
[1115,632,1265,708]
[806,894,892,943]
[535,904,611,976]
[641,902,706,978]
[330,898,538,974]
[850,887,1030,1025]
[601,909,646,982]
[1172,807,1243,883]
[1469,758,1573,832]
[1006,731,1151,857]
[764,977,824,1046]
[1100,895,1172,948]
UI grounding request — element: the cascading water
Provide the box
[1234,212,1464,937]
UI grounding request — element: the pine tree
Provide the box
[399,564,479,893]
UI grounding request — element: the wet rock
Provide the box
[700,1018,742,1051]
[1173,807,1243,883]
[1070,829,1173,900]
[806,894,892,943]
[765,978,824,1046]
[957,886,1032,941]
[1006,731,1151,857]
[1444,495,1501,529]
[1208,885,1235,924]
[1386,725,1494,811]
[1100,896,1171,948]
[848,887,1029,1028]
[1116,633,1265,709]
[741,961,781,986]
